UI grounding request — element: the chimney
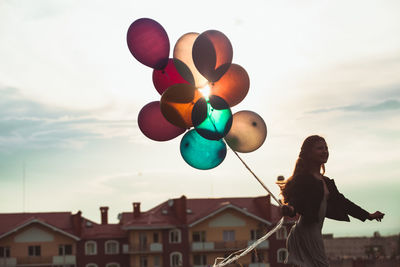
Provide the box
[71,211,82,237]
[133,202,141,218]
[100,206,109,225]
[173,195,187,224]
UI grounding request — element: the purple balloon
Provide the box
[138,101,186,141]
[127,18,170,70]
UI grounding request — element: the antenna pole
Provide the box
[23,161,26,212]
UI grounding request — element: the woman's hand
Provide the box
[368,211,385,222]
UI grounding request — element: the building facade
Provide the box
[119,195,293,267]
[0,195,293,267]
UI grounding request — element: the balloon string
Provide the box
[225,142,282,207]
[205,104,281,207]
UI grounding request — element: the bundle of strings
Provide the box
[212,146,285,267]
[213,217,284,267]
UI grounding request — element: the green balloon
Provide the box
[180,129,227,170]
[192,95,232,140]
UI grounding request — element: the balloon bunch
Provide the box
[128,18,267,170]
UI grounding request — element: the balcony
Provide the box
[249,263,270,267]
[248,240,269,249]
[53,255,76,265]
[213,241,249,251]
[124,243,163,254]
[192,242,214,251]
[0,258,16,267]
[15,256,52,265]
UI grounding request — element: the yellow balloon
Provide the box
[225,110,267,153]
[173,32,208,88]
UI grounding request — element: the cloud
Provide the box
[308,99,400,114]
[0,86,137,151]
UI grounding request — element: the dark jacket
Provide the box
[285,174,370,223]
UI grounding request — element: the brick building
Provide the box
[119,195,294,267]
[0,195,293,267]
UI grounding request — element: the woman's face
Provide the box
[310,140,329,165]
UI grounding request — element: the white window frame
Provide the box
[169,229,181,244]
[276,227,287,240]
[105,263,120,267]
[85,241,97,255]
[277,248,288,263]
[223,230,235,242]
[105,240,119,255]
[170,252,183,267]
[86,264,98,267]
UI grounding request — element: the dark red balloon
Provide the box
[152,59,190,95]
[127,18,169,70]
[138,101,186,141]
[192,30,233,82]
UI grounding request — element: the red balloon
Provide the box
[192,30,233,82]
[127,18,169,70]
[138,101,186,141]
[211,64,250,107]
[152,59,190,95]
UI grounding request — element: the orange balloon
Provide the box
[211,64,250,107]
[225,110,267,153]
[160,84,202,129]
[173,33,208,88]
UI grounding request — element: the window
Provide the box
[105,263,120,267]
[0,246,10,258]
[276,227,287,240]
[153,232,159,243]
[139,233,147,249]
[28,245,40,256]
[140,256,148,267]
[251,250,264,263]
[250,229,262,240]
[192,231,206,242]
[193,254,207,265]
[85,241,97,255]
[59,244,72,255]
[154,255,161,267]
[277,248,288,263]
[170,252,182,267]
[169,229,181,243]
[223,230,235,242]
[86,264,98,267]
[105,240,119,255]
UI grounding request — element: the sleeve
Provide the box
[288,178,320,223]
[330,180,370,222]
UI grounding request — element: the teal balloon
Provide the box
[191,95,232,140]
[180,129,227,170]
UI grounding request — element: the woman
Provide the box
[277,135,384,267]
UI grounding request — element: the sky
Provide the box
[0,0,399,238]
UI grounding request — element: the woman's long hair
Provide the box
[277,135,326,204]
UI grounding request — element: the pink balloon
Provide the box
[127,18,169,70]
[152,59,190,95]
[192,30,233,82]
[138,101,186,141]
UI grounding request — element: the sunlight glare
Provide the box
[199,83,211,99]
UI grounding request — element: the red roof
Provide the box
[121,195,282,229]
[0,212,79,239]
[82,223,126,239]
